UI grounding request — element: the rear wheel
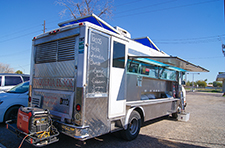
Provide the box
[122,110,141,141]
[4,106,20,122]
[172,112,178,118]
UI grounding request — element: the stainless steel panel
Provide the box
[126,99,179,122]
[141,100,179,121]
[33,90,74,119]
[84,97,110,138]
[126,74,173,102]
[33,77,74,91]
[34,60,75,78]
[126,74,140,102]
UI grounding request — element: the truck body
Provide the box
[26,14,208,142]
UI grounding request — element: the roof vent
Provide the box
[114,26,131,38]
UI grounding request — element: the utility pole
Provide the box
[43,20,46,33]
[222,44,225,71]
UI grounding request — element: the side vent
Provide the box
[35,37,75,64]
[36,41,57,63]
[58,37,75,62]
[31,95,42,107]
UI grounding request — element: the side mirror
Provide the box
[181,81,186,85]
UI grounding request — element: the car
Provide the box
[0,73,30,92]
[0,81,29,123]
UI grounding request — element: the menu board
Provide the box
[87,30,109,97]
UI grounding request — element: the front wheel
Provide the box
[122,110,141,141]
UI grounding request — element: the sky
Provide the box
[0,0,224,83]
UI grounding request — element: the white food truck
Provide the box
[7,14,208,146]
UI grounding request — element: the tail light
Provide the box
[28,97,31,102]
[49,29,60,35]
[76,104,81,111]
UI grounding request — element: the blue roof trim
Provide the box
[59,15,118,34]
[137,58,168,67]
[167,66,186,72]
[134,37,159,51]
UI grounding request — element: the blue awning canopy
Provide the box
[136,58,169,67]
[58,14,119,34]
[130,56,209,72]
[134,57,186,72]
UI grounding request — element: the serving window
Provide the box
[127,59,178,81]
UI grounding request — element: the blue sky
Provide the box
[0,0,224,83]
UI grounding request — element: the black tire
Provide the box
[122,110,141,141]
[172,112,178,119]
[4,106,20,122]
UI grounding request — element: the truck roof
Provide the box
[58,14,160,52]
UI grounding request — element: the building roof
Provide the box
[216,72,225,81]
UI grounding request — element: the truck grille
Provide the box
[35,37,75,64]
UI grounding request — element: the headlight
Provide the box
[0,100,3,105]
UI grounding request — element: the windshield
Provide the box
[7,81,29,94]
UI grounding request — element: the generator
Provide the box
[17,107,51,134]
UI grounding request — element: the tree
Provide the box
[0,63,14,73]
[15,70,23,74]
[217,82,223,87]
[213,81,222,87]
[196,80,207,88]
[186,81,191,86]
[56,0,114,19]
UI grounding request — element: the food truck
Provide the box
[6,14,208,146]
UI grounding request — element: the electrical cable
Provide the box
[114,0,219,18]
[115,0,176,14]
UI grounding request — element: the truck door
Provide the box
[108,37,127,118]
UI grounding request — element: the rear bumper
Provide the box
[54,121,89,140]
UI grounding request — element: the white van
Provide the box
[0,73,30,92]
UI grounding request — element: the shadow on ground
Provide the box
[0,117,214,148]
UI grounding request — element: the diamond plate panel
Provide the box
[34,60,75,78]
[84,97,110,138]
[33,90,74,117]
[33,77,74,91]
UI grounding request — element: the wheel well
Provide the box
[134,107,144,126]
[4,105,22,121]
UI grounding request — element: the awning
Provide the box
[129,56,209,72]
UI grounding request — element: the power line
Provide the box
[0,49,30,58]
[114,0,219,18]
[155,34,225,42]
[184,56,224,59]
[115,0,177,14]
[114,0,143,7]
[13,64,30,70]
[0,30,41,44]
[154,37,225,44]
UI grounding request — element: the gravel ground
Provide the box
[0,92,225,148]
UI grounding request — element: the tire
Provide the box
[4,106,20,122]
[122,110,141,141]
[172,112,178,119]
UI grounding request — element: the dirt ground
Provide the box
[0,92,225,148]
